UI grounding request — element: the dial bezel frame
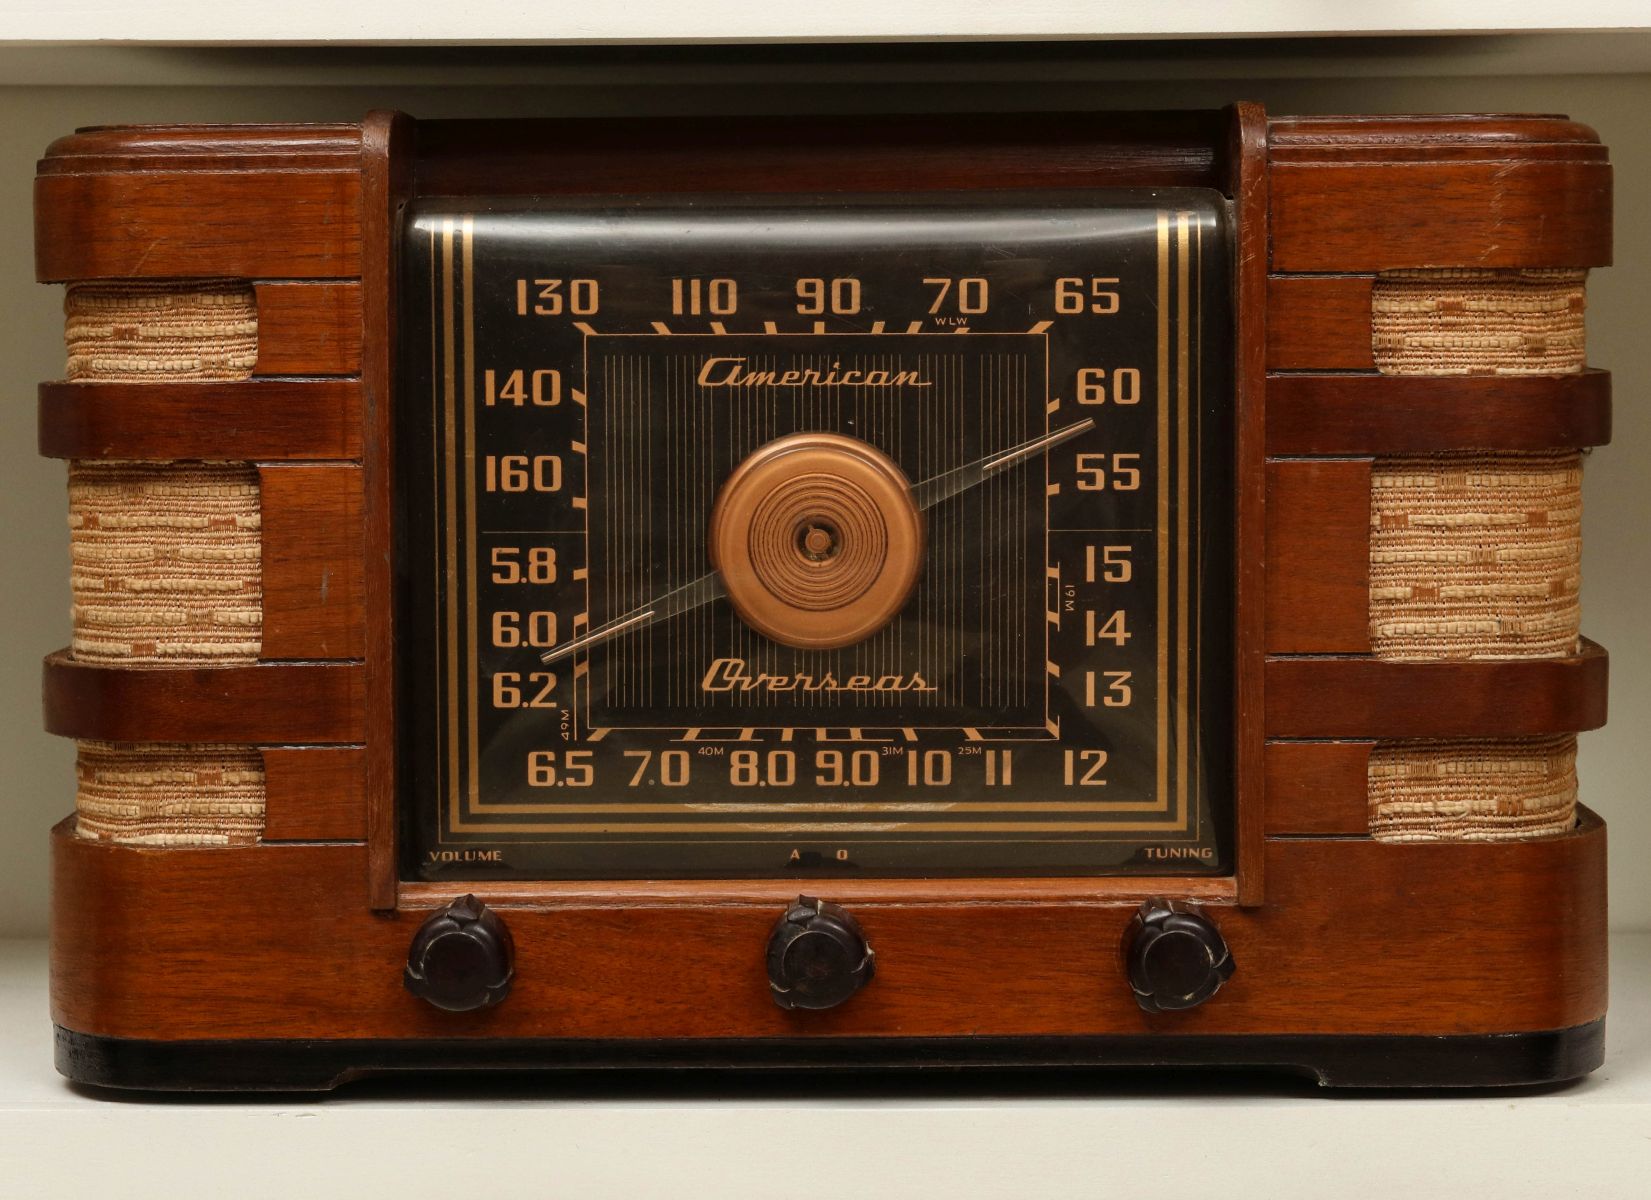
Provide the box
[361,106,1270,910]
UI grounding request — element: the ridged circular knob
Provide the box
[1124,899,1234,1014]
[404,895,515,1012]
[766,896,875,1011]
[709,433,923,650]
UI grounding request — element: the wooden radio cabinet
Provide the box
[36,106,1611,1089]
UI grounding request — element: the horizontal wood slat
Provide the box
[1267,370,1612,456]
[413,112,1230,197]
[1266,276,1375,371]
[259,465,366,661]
[1265,741,1375,836]
[1265,640,1608,739]
[1266,459,1372,655]
[253,282,363,376]
[261,747,368,842]
[35,171,362,282]
[36,125,363,175]
[38,380,361,461]
[1271,161,1612,272]
[49,813,1607,1040]
[1268,116,1606,157]
[42,651,365,744]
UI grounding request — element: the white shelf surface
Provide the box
[0,1,1648,45]
[0,934,1646,1198]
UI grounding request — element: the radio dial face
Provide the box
[399,192,1233,881]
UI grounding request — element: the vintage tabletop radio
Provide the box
[35,106,1612,1090]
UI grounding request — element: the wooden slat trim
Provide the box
[1271,161,1612,272]
[1267,370,1612,456]
[37,125,363,175]
[1231,101,1270,906]
[259,465,366,661]
[49,812,1606,1040]
[39,380,361,461]
[261,746,368,842]
[1265,459,1372,655]
[1269,144,1610,165]
[1265,639,1608,739]
[42,651,365,744]
[1265,740,1375,836]
[1266,275,1375,371]
[253,282,364,376]
[362,110,413,910]
[35,170,362,282]
[413,112,1229,198]
[1269,115,1605,155]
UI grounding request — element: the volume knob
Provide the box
[1124,899,1234,1013]
[404,895,515,1012]
[766,896,875,1011]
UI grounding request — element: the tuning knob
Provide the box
[1124,899,1234,1013]
[404,894,515,1012]
[766,896,875,1011]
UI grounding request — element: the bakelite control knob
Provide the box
[404,894,515,1012]
[766,895,875,1011]
[1124,899,1234,1014]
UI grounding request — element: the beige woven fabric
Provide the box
[74,740,264,846]
[64,280,257,382]
[1372,268,1586,376]
[1369,735,1577,842]
[1369,451,1581,660]
[68,461,262,663]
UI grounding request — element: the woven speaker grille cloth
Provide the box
[68,461,263,663]
[74,740,264,846]
[1369,451,1581,660]
[64,280,257,382]
[1368,736,1577,842]
[1372,268,1586,376]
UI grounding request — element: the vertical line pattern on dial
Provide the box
[587,334,1040,728]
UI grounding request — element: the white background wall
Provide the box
[1,36,1646,936]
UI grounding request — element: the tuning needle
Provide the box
[541,418,1095,665]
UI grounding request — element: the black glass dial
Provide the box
[399,191,1232,880]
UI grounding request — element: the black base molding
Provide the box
[55,1021,1604,1093]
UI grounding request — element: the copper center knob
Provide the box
[708,432,923,650]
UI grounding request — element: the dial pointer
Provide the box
[541,418,1096,665]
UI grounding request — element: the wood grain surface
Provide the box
[1264,741,1375,837]
[1271,161,1612,272]
[261,747,369,843]
[253,282,363,376]
[38,380,361,461]
[1266,640,1609,739]
[35,171,362,282]
[1231,102,1270,906]
[1267,371,1612,456]
[1265,459,1372,655]
[49,812,1608,1041]
[259,465,366,661]
[42,651,365,743]
[1266,276,1376,371]
[414,111,1230,196]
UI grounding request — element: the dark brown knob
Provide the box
[404,895,514,1012]
[766,895,875,1010]
[1124,899,1234,1013]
